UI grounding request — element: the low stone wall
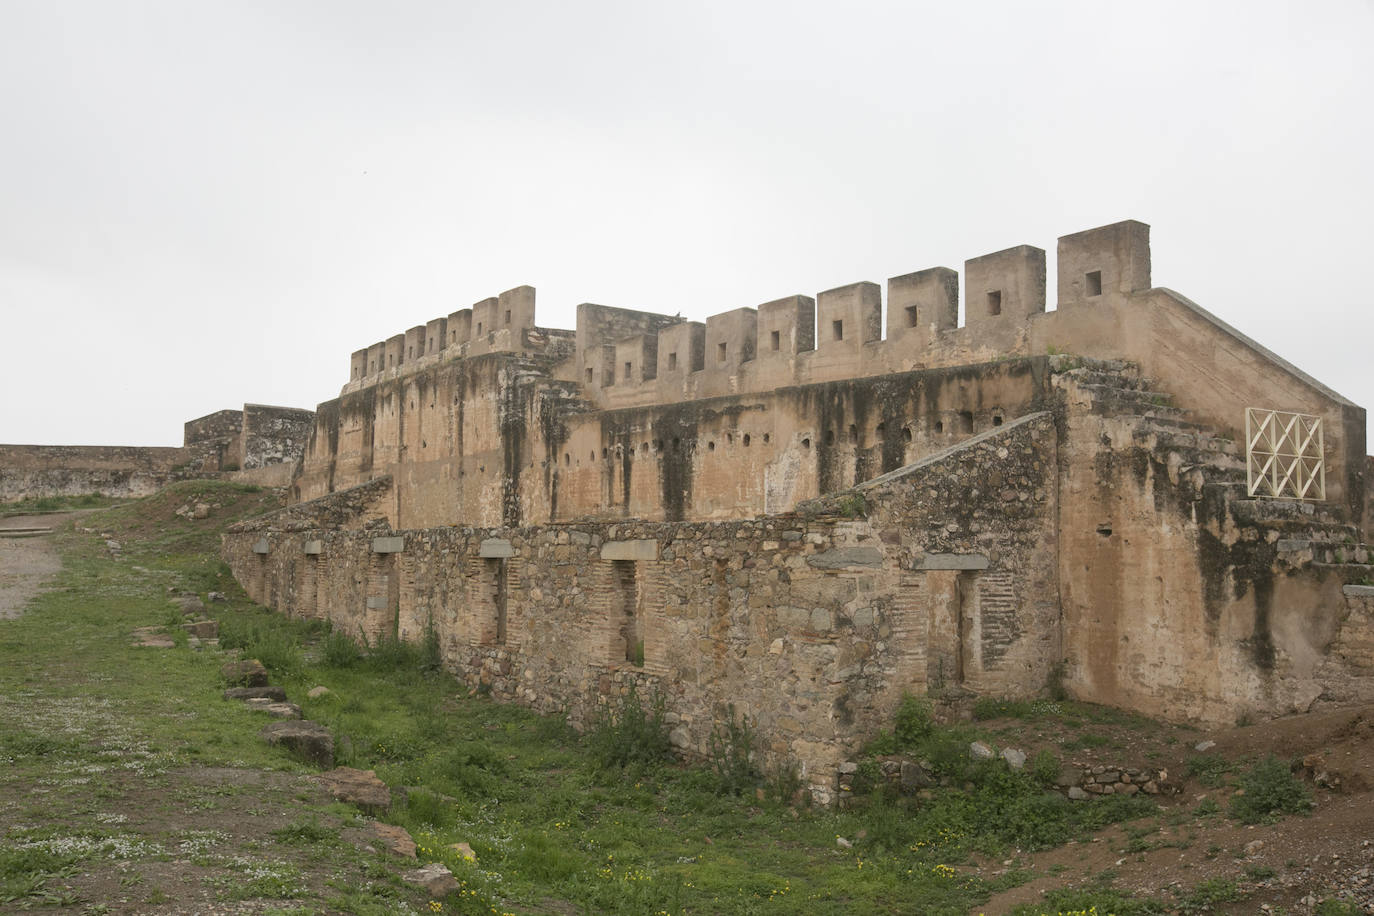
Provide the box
[223,416,1061,802]
[0,444,191,502]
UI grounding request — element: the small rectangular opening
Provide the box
[486,557,507,645]
[407,346,413,359]
[905,305,918,328]
[770,329,780,351]
[605,366,615,385]
[1085,270,1103,297]
[476,322,483,335]
[717,341,728,363]
[832,319,844,341]
[613,559,642,666]
[987,291,1002,316]
[668,351,678,370]
[504,309,512,325]
[624,360,632,381]
[959,410,974,434]
[585,367,594,384]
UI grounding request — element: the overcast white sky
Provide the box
[2,0,1371,447]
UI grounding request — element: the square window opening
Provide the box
[717,341,728,363]
[668,351,678,370]
[987,291,1002,317]
[1085,270,1103,297]
[770,330,780,351]
[832,319,844,341]
[905,305,918,328]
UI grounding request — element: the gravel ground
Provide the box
[0,510,88,619]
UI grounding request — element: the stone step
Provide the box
[1058,367,1149,391]
[1281,542,1370,565]
[1049,354,1136,376]
[1132,423,1241,459]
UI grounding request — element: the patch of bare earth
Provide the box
[0,511,93,619]
[977,705,1374,914]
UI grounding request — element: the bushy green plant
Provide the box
[1228,755,1311,824]
[419,620,442,673]
[322,628,361,667]
[765,757,803,804]
[361,632,425,672]
[708,703,759,795]
[217,617,302,674]
[893,693,934,747]
[247,628,304,675]
[586,685,671,773]
[1029,748,1062,787]
[1185,752,1233,787]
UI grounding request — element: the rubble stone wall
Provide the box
[224,414,1060,800]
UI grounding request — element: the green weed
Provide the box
[586,684,671,773]
[1228,755,1312,824]
[1186,752,1234,788]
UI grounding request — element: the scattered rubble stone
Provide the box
[183,619,219,638]
[970,741,995,760]
[367,822,416,858]
[403,862,458,896]
[260,720,334,768]
[222,659,269,687]
[1001,747,1027,770]
[245,699,303,718]
[307,686,332,699]
[224,686,287,702]
[317,767,391,813]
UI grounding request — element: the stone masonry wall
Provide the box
[0,444,191,502]
[241,405,315,471]
[224,413,1060,801]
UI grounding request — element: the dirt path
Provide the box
[0,510,92,619]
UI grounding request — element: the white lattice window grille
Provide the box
[1245,408,1325,501]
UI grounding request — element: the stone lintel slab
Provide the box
[303,540,323,555]
[478,538,515,559]
[365,596,389,609]
[252,538,269,555]
[805,547,884,569]
[601,539,659,561]
[1342,584,1374,598]
[371,536,404,554]
[919,553,990,570]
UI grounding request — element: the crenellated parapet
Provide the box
[571,220,1149,407]
[342,221,1156,401]
[326,219,1362,516]
[342,284,544,394]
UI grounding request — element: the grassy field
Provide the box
[0,481,1348,915]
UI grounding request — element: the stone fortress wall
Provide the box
[296,221,1364,530]
[224,220,1374,800]
[0,403,315,502]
